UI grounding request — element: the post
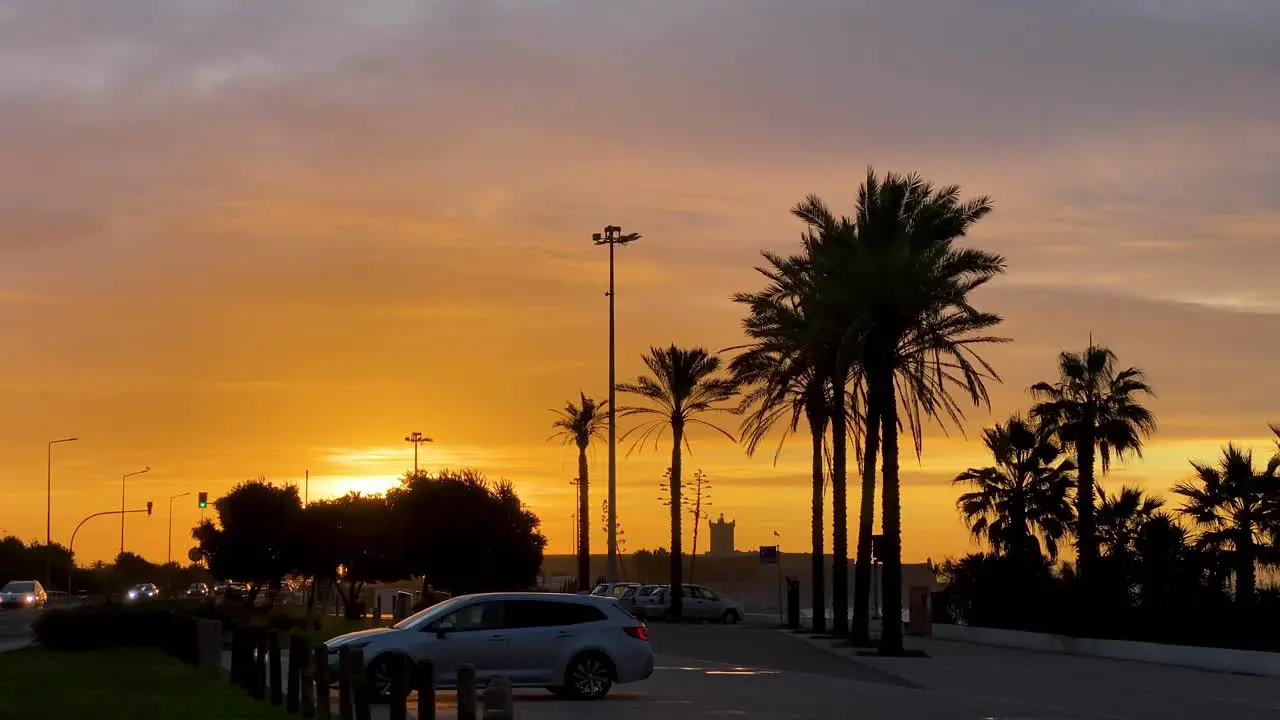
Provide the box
[415,660,436,720]
[311,645,330,720]
[388,654,408,720]
[196,619,222,673]
[337,647,355,720]
[268,631,284,705]
[350,647,371,720]
[288,634,307,712]
[373,595,382,627]
[776,549,784,626]
[229,627,244,687]
[606,238,618,583]
[457,664,477,720]
[252,628,268,699]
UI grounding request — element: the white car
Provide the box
[325,592,654,701]
[635,584,742,623]
[0,580,47,609]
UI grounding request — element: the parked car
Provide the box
[125,583,159,602]
[634,584,741,623]
[0,580,47,609]
[324,592,654,701]
[588,582,645,614]
[185,583,210,599]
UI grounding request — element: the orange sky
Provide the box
[2,1,1278,566]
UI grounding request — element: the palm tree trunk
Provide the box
[809,420,827,634]
[1075,424,1097,581]
[577,448,591,593]
[1238,536,1256,604]
[669,422,685,622]
[829,371,849,636]
[879,370,904,655]
[852,394,881,645]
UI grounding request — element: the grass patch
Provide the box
[0,647,294,720]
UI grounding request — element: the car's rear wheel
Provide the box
[721,609,741,624]
[563,651,613,700]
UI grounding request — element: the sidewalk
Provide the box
[784,630,1280,720]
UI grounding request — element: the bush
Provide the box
[34,603,187,652]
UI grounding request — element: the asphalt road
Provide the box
[0,608,39,652]
[386,623,1280,720]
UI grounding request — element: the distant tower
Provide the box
[708,513,736,555]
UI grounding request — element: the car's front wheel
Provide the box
[562,651,613,700]
[365,654,411,704]
[721,609,741,624]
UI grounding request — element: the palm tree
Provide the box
[1096,486,1165,559]
[618,345,738,621]
[730,252,835,633]
[549,392,608,592]
[953,415,1075,560]
[806,170,1008,654]
[1173,444,1280,604]
[1030,343,1157,584]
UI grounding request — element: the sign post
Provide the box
[759,545,782,624]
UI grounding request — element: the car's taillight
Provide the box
[623,625,648,641]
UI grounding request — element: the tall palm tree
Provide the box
[1096,486,1165,559]
[618,345,738,621]
[1030,343,1157,584]
[807,170,1008,654]
[1173,444,1280,604]
[730,248,835,633]
[549,393,608,592]
[953,415,1075,561]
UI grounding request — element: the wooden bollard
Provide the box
[350,647,372,720]
[337,647,355,720]
[228,627,245,688]
[481,676,514,720]
[312,645,330,720]
[252,629,268,699]
[457,664,478,720]
[268,631,284,705]
[388,654,408,720]
[415,659,436,720]
[287,634,307,712]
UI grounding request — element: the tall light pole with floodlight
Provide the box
[120,467,151,557]
[593,225,640,583]
[47,437,79,546]
[405,432,433,474]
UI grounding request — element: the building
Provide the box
[708,513,736,555]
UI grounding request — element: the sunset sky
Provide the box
[2,1,1278,566]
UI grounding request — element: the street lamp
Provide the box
[404,432,434,474]
[592,224,641,583]
[120,467,151,557]
[46,437,79,546]
[167,492,192,566]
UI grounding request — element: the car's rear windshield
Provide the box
[3,581,35,592]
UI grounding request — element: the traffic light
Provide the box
[146,501,153,517]
[198,492,208,509]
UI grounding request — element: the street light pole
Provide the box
[405,432,434,474]
[120,467,151,557]
[593,225,640,583]
[46,437,79,546]
[168,492,191,566]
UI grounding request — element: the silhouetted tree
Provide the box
[550,392,608,592]
[954,416,1075,561]
[304,492,402,619]
[798,171,1008,654]
[1174,444,1280,604]
[731,265,835,633]
[192,478,304,607]
[619,345,737,621]
[387,469,546,596]
[1031,343,1157,585]
[1096,486,1166,560]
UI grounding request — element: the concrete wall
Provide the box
[933,624,1280,678]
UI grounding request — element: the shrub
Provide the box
[34,603,185,652]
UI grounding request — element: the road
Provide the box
[0,608,39,653]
